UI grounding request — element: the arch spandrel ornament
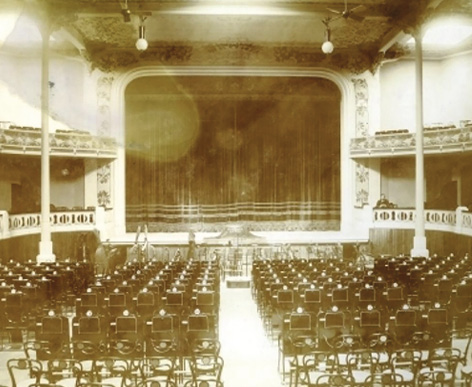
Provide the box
[351,77,370,208]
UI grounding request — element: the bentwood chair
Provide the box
[366,332,395,371]
[381,349,422,387]
[419,347,461,387]
[138,357,176,386]
[374,371,406,386]
[91,358,132,387]
[108,313,144,359]
[344,349,380,386]
[286,335,318,387]
[296,351,338,387]
[188,354,224,385]
[46,358,88,387]
[7,358,49,387]
[417,369,455,387]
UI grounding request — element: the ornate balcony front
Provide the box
[372,207,472,237]
[350,125,472,158]
[0,126,117,158]
[0,207,111,239]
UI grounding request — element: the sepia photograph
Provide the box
[0,0,472,386]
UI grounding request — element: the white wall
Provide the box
[376,52,472,209]
[50,177,85,209]
[379,59,443,131]
[0,53,98,133]
[380,158,416,208]
[0,181,12,211]
[439,52,472,126]
[379,52,472,131]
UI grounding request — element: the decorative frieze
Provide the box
[96,75,114,137]
[352,78,370,207]
[0,127,116,157]
[97,161,112,209]
[350,126,472,158]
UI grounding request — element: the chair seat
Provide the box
[462,365,472,375]
[347,369,371,384]
[377,352,390,366]
[308,369,335,384]
[337,353,348,367]
[55,377,89,387]
[383,368,415,382]
[101,377,125,387]
[17,378,50,387]
[419,367,453,381]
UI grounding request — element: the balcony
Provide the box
[350,125,472,158]
[0,126,117,158]
[0,207,111,240]
[372,207,472,237]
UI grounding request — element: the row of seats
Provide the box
[251,253,472,386]
[1,257,224,387]
[8,354,224,386]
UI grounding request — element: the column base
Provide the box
[410,236,429,258]
[37,240,56,263]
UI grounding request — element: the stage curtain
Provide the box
[125,77,340,232]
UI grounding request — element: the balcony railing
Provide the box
[0,126,117,158]
[0,207,109,239]
[2,206,472,240]
[372,207,472,236]
[350,126,472,158]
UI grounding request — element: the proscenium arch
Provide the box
[109,66,356,241]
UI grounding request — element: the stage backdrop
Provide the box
[125,76,340,232]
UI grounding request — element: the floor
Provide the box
[219,281,283,387]
[0,279,284,387]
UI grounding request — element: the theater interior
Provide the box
[0,0,472,386]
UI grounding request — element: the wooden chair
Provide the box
[7,358,49,387]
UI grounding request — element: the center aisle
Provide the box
[218,281,283,387]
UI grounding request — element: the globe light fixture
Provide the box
[321,17,334,54]
[136,24,148,51]
[322,40,334,54]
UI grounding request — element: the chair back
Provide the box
[7,358,47,387]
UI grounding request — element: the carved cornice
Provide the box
[86,42,386,74]
[0,127,117,158]
[350,126,472,158]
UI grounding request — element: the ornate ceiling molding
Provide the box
[85,42,386,74]
[12,0,465,73]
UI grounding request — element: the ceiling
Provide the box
[1,0,472,73]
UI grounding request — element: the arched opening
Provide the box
[124,75,341,232]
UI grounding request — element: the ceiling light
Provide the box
[136,25,148,51]
[136,17,148,51]
[322,40,334,54]
[321,18,334,54]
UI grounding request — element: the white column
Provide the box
[410,30,429,258]
[37,24,55,263]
